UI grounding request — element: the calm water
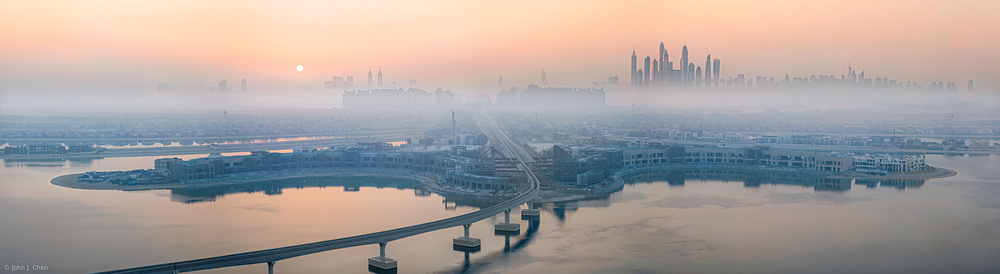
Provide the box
[1,154,998,273]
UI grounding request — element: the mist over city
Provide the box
[1,1,999,274]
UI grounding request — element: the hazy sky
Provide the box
[1,0,998,94]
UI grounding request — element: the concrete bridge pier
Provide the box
[453,224,481,252]
[521,202,540,219]
[368,242,397,273]
[267,261,275,274]
[494,209,520,235]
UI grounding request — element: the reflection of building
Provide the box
[622,168,856,192]
[611,145,918,174]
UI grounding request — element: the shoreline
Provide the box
[51,171,437,191]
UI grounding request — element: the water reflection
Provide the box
[163,176,431,204]
[620,168,924,192]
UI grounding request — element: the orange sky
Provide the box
[1,0,997,93]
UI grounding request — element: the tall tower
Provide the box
[664,50,670,85]
[241,79,247,91]
[658,42,665,85]
[704,55,712,87]
[541,69,548,86]
[652,59,659,84]
[695,66,702,87]
[377,68,383,86]
[681,45,689,85]
[712,59,720,87]
[643,56,651,86]
[368,69,373,86]
[631,48,638,86]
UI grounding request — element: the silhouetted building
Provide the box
[240,79,247,91]
[377,68,383,86]
[367,69,373,86]
[704,55,712,87]
[631,48,638,86]
[609,76,618,85]
[712,59,720,87]
[541,69,548,86]
[681,45,689,85]
[218,80,227,92]
[643,56,651,86]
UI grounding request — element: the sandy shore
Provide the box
[51,171,435,191]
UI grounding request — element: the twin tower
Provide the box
[631,42,720,88]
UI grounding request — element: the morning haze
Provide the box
[1,1,998,274]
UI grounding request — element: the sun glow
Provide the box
[296,65,303,72]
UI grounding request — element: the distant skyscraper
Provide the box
[664,51,670,85]
[695,66,702,87]
[658,42,666,85]
[218,80,227,92]
[636,69,643,87]
[541,69,548,85]
[704,55,712,87]
[631,48,638,86]
[609,76,619,84]
[498,75,503,86]
[643,56,651,86]
[241,79,247,91]
[968,79,975,93]
[652,59,658,84]
[368,69,373,86]
[687,63,695,83]
[377,68,383,86]
[681,45,689,85]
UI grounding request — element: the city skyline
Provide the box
[1,0,998,94]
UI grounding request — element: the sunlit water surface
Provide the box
[1,154,998,273]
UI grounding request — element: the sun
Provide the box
[296,65,303,72]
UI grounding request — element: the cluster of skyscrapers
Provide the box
[631,42,720,87]
[628,42,976,93]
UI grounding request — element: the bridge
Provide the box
[96,114,540,274]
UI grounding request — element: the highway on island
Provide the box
[96,114,539,274]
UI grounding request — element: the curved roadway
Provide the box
[96,114,538,274]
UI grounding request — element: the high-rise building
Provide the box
[636,69,643,87]
[240,79,247,91]
[631,48,638,86]
[377,69,383,86]
[609,76,619,84]
[663,50,670,85]
[498,75,503,86]
[643,56,651,86]
[218,80,227,92]
[704,55,712,87]
[541,69,548,86]
[681,45,689,85]
[713,59,720,87]
[368,69,373,86]
[652,59,659,84]
[658,42,665,85]
[695,66,702,87]
[687,63,695,84]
